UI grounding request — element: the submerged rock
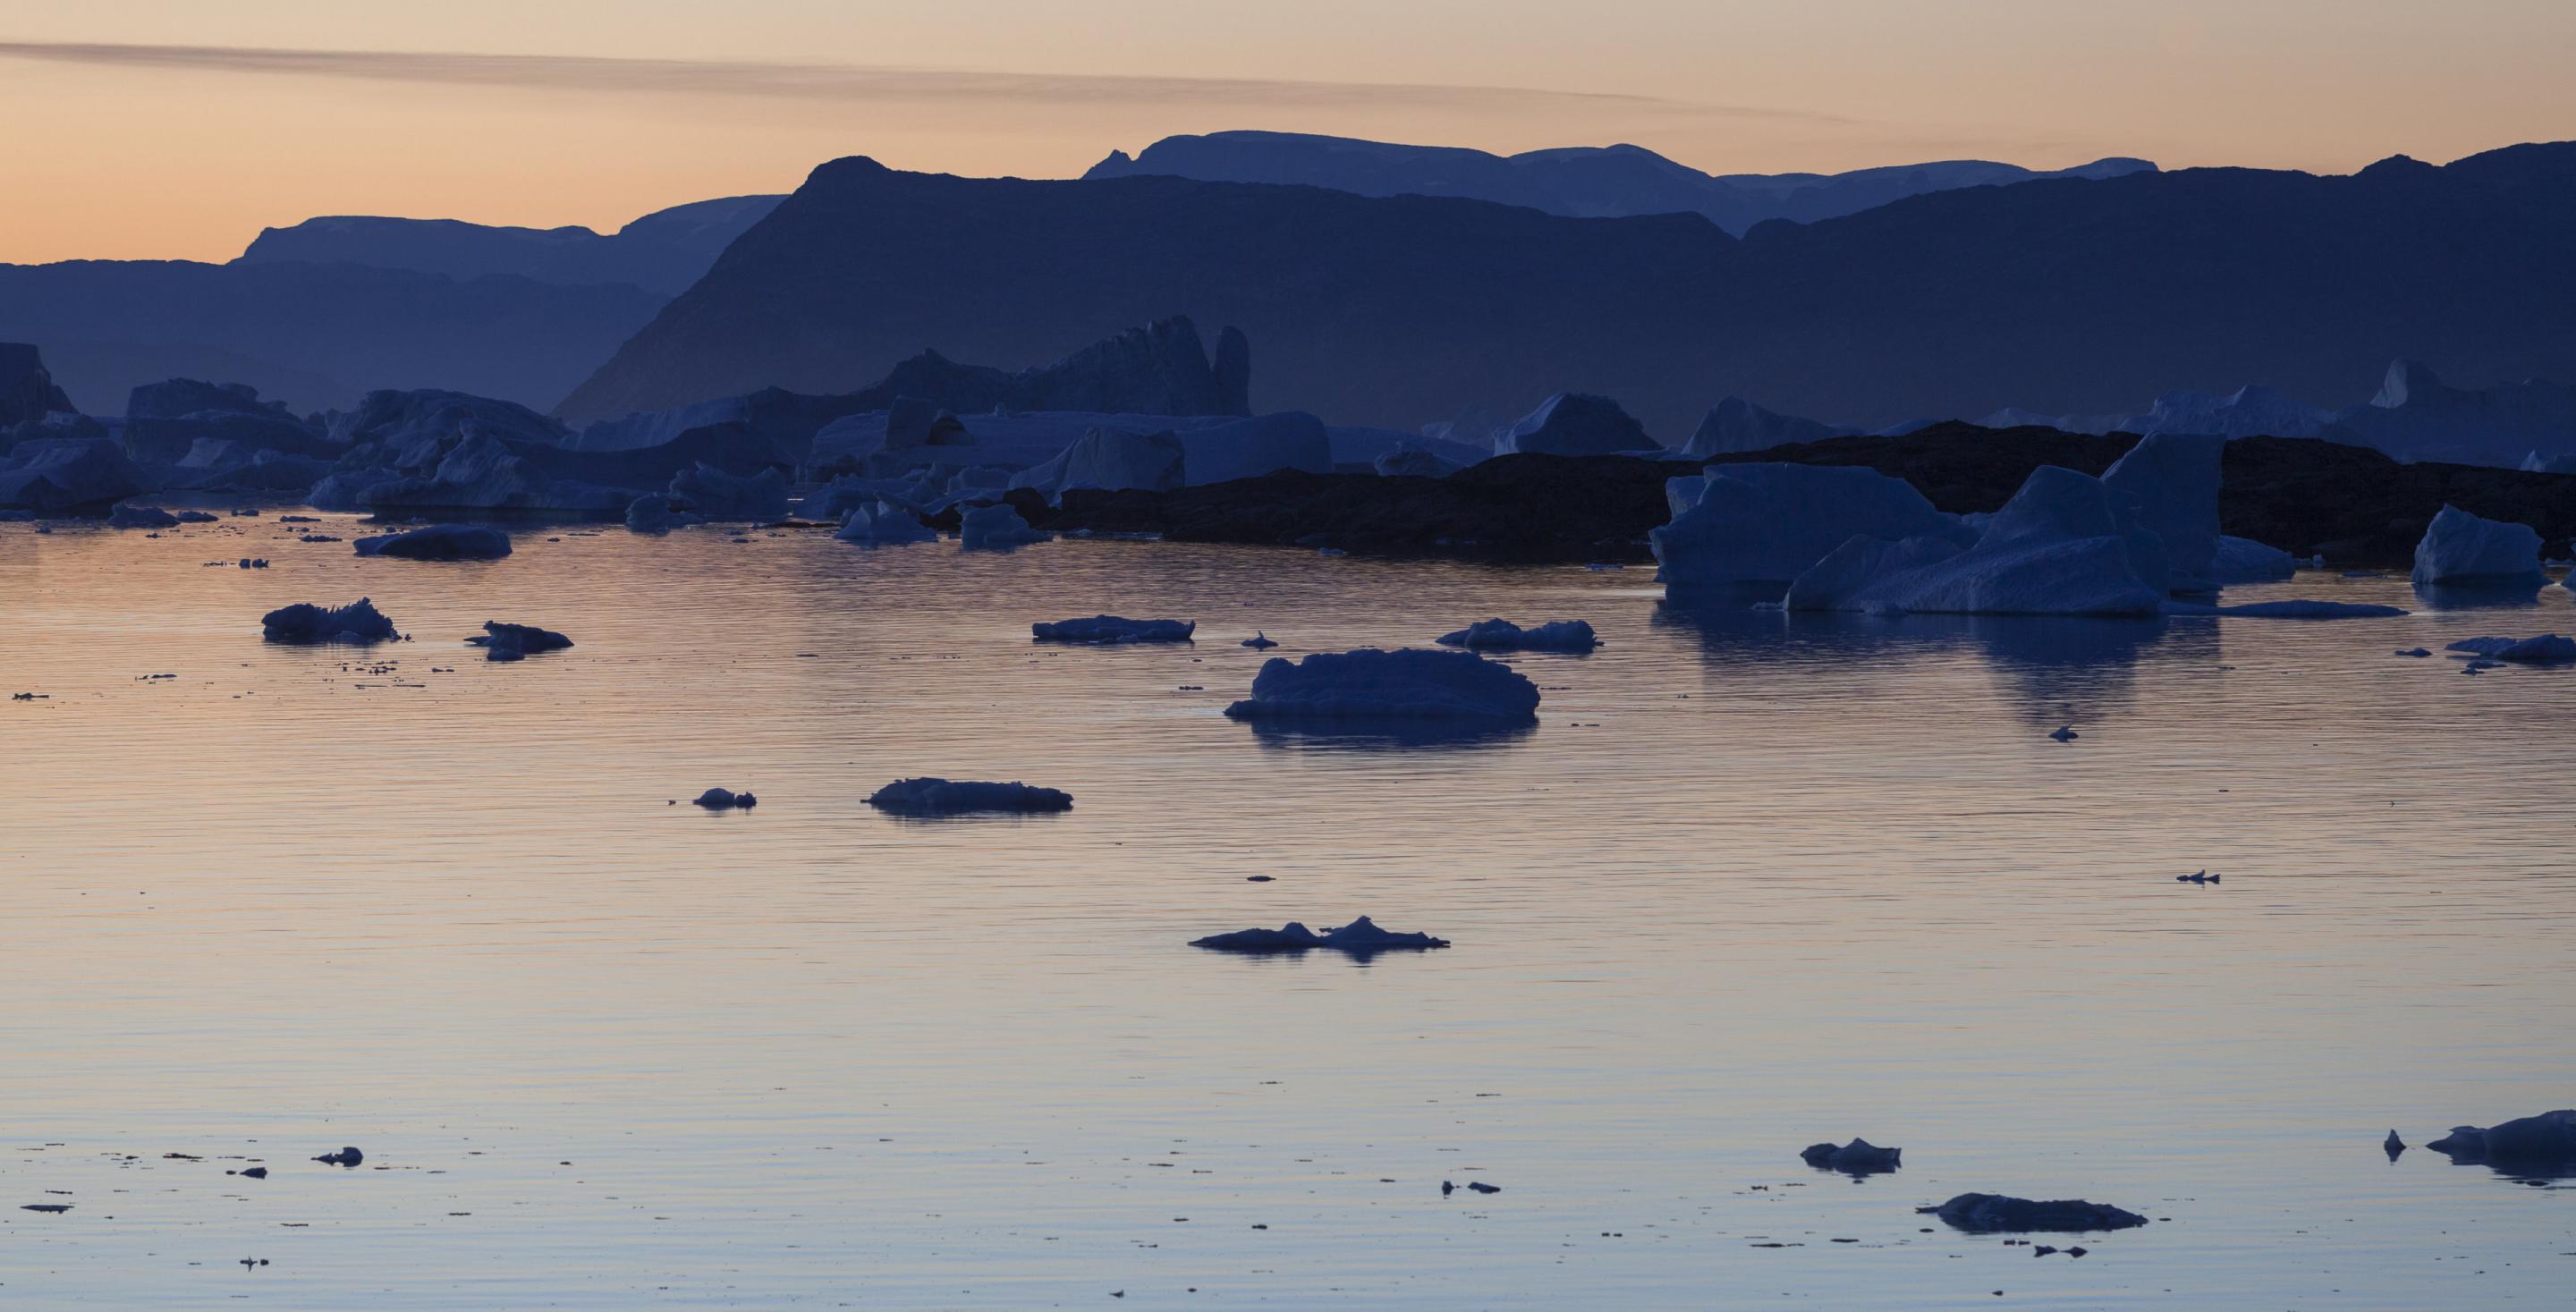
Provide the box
[353,523,513,560]
[1224,648,1541,723]
[1031,616,1196,645]
[2428,1110,2576,1167]
[1801,1138,1902,1173]
[866,777,1073,816]
[1191,916,1450,956]
[1434,618,1600,652]
[261,598,400,645]
[2411,504,2543,585]
[693,788,758,810]
[1927,1193,2148,1233]
[467,621,572,661]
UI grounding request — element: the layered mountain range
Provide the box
[564,143,2576,436]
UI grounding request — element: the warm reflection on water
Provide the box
[1,516,2571,1308]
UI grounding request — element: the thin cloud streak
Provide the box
[0,40,1857,123]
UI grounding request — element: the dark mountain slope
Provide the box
[562,144,2576,435]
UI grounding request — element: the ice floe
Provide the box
[261,598,400,645]
[1800,1138,1902,1173]
[2427,1110,2576,1168]
[1434,618,1600,652]
[1031,616,1197,644]
[467,622,572,662]
[2444,634,2576,663]
[354,523,513,560]
[865,777,1073,816]
[1926,1194,2148,1233]
[1224,648,1540,723]
[1190,916,1450,956]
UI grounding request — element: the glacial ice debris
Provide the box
[260,598,400,645]
[1176,411,1334,486]
[467,621,572,661]
[835,501,936,545]
[2411,504,2543,585]
[2101,432,2224,586]
[1010,427,1185,501]
[669,462,789,521]
[865,777,1073,816]
[1925,1194,2148,1233]
[2207,535,2299,583]
[2444,634,2576,663]
[1433,618,1600,652]
[959,502,1052,549]
[1800,1138,1902,1173]
[353,523,513,560]
[625,493,706,533]
[1190,916,1450,956]
[1653,462,1970,588]
[1493,393,1658,456]
[1030,616,1197,644]
[0,437,149,513]
[107,503,182,529]
[1223,648,1541,723]
[1780,466,2167,616]
[2426,1111,2576,1167]
[692,788,757,809]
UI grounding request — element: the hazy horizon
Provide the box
[4,0,2572,264]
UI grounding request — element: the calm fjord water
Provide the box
[1,516,2570,1308]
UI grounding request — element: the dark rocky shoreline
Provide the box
[1034,422,2576,565]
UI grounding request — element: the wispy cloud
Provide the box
[0,40,1854,123]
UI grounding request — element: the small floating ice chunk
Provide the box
[2177,869,2219,884]
[866,777,1072,816]
[1800,1138,1902,1173]
[353,523,512,560]
[1190,915,1450,956]
[2394,648,2432,657]
[313,1147,364,1167]
[2445,634,2576,663]
[626,493,705,533]
[959,503,1051,549]
[466,621,572,662]
[1926,1194,2148,1233]
[261,598,399,645]
[2048,726,2078,742]
[835,501,936,545]
[2411,504,2544,585]
[693,788,757,810]
[1241,631,1277,649]
[1031,616,1196,645]
[1224,648,1541,724]
[2385,1130,2406,1156]
[1433,618,1601,652]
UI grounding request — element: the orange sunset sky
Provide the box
[4,0,2571,264]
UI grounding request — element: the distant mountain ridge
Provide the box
[0,260,664,414]
[1083,130,2155,233]
[563,143,2576,435]
[237,195,784,296]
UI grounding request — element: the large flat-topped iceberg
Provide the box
[2411,504,2543,584]
[1224,648,1541,723]
[1783,465,2168,616]
[1175,411,1333,485]
[1011,427,1184,500]
[1653,462,1970,589]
